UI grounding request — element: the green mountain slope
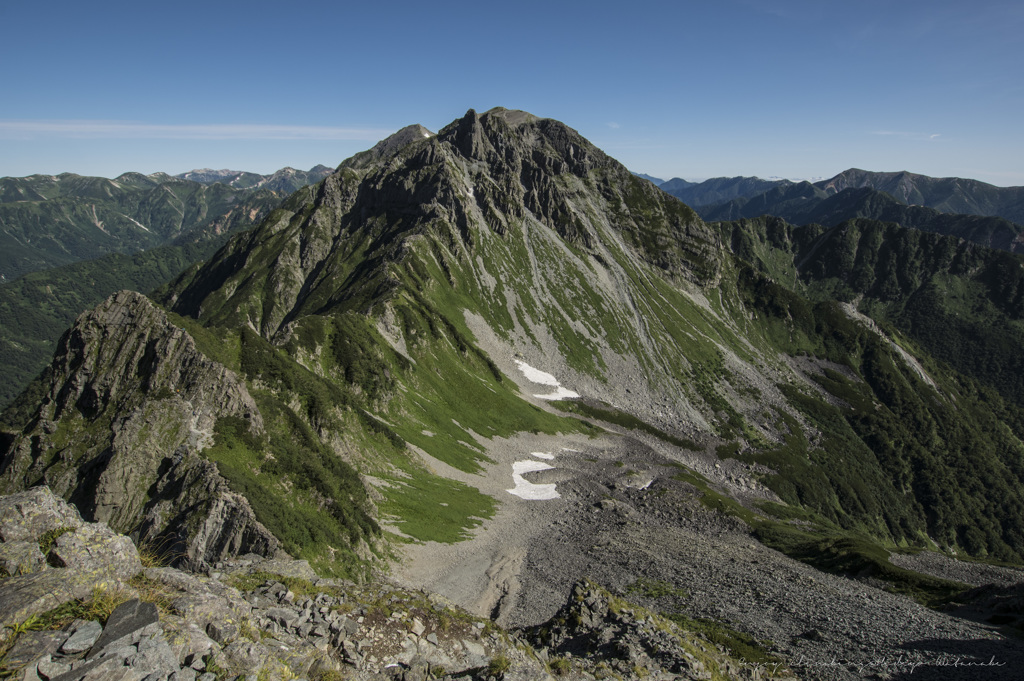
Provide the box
[4,107,1024,587]
[0,172,287,281]
[722,215,1024,407]
[714,214,1024,558]
[0,189,283,408]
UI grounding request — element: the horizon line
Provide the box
[0,120,394,141]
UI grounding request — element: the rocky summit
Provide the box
[3,108,1024,679]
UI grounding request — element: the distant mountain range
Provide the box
[656,168,1024,221]
[173,164,333,193]
[631,172,665,185]
[0,165,331,406]
[660,176,795,208]
[650,169,1024,254]
[0,172,281,282]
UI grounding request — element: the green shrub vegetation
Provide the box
[626,577,689,601]
[751,521,968,607]
[664,612,788,670]
[486,654,511,677]
[735,256,1024,563]
[204,404,378,580]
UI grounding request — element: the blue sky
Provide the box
[1,0,1021,185]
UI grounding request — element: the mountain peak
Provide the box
[165,108,718,337]
[482,106,539,127]
[436,107,608,178]
[442,108,488,159]
[340,124,436,170]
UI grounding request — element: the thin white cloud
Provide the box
[0,120,392,141]
[869,130,943,141]
[606,122,620,129]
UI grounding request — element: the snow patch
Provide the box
[534,386,580,400]
[513,360,560,386]
[513,360,579,399]
[507,460,559,500]
[531,452,555,460]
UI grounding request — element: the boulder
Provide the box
[0,540,47,576]
[87,599,160,660]
[48,523,142,581]
[0,569,112,629]
[0,487,83,543]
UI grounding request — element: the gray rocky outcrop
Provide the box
[0,487,85,544]
[523,580,776,681]
[0,292,277,569]
[47,522,142,581]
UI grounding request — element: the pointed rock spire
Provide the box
[448,108,491,160]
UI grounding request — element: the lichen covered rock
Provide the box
[47,521,142,582]
[0,487,84,543]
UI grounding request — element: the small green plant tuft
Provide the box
[551,400,701,450]
[665,612,787,670]
[38,526,75,555]
[239,617,264,642]
[309,671,346,681]
[201,654,231,681]
[225,571,343,601]
[7,613,44,636]
[548,657,571,676]
[487,653,512,677]
[135,534,178,568]
[24,584,135,633]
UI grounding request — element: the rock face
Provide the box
[0,487,84,543]
[0,488,143,630]
[0,488,764,681]
[0,292,278,569]
[523,580,775,681]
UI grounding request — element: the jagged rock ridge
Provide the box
[0,291,278,569]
